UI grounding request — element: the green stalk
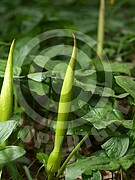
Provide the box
[0,40,14,122]
[120,167,123,180]
[97,0,105,58]
[56,132,91,179]
[46,34,77,179]
[23,166,33,180]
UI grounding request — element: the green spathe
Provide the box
[46,34,77,178]
[0,40,14,122]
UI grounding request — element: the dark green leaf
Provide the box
[115,76,135,99]
[65,154,118,180]
[102,136,129,158]
[0,146,25,166]
[76,100,122,129]
[28,80,49,96]
[0,120,19,145]
[119,148,135,169]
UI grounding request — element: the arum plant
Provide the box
[46,34,76,179]
[97,0,115,57]
[0,40,14,146]
[97,0,105,58]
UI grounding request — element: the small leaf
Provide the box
[0,146,25,166]
[0,120,19,145]
[37,153,48,166]
[82,171,102,180]
[114,93,129,99]
[26,80,49,96]
[28,72,47,82]
[115,76,135,99]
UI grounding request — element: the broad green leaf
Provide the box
[111,62,131,75]
[65,155,118,180]
[115,76,135,99]
[93,60,131,75]
[0,120,19,145]
[66,148,135,180]
[36,153,48,166]
[28,71,64,82]
[0,146,25,166]
[102,136,129,158]
[69,78,115,97]
[121,120,133,129]
[28,80,49,96]
[28,65,95,83]
[28,71,130,98]
[114,93,129,98]
[74,100,133,130]
[76,100,122,129]
[28,69,116,97]
[119,148,135,169]
[82,108,121,129]
[28,72,44,82]
[33,44,93,70]
[33,55,68,71]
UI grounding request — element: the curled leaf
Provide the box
[46,34,77,176]
[0,40,14,122]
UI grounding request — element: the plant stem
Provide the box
[35,165,44,179]
[47,173,53,180]
[120,167,123,180]
[56,131,91,179]
[97,0,105,58]
[23,166,33,180]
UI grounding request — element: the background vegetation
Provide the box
[0,0,135,179]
